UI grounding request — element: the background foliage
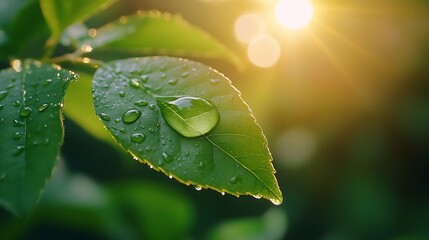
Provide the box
[1,0,429,239]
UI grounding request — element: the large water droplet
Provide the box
[19,106,32,117]
[38,104,48,112]
[162,152,173,162]
[131,133,145,143]
[0,91,8,100]
[195,185,202,191]
[99,113,111,121]
[122,109,141,123]
[157,96,220,137]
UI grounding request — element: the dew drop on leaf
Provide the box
[168,79,177,85]
[129,79,140,88]
[13,119,25,127]
[13,146,24,155]
[13,132,23,140]
[253,195,262,199]
[157,96,220,137]
[0,90,8,100]
[195,185,202,191]
[98,113,111,121]
[134,100,148,106]
[19,106,32,117]
[122,109,141,123]
[131,133,145,143]
[270,198,282,205]
[38,104,48,112]
[119,91,125,97]
[162,152,173,162]
[43,79,52,86]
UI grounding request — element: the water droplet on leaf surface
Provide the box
[13,146,24,155]
[134,100,148,106]
[168,79,177,85]
[43,79,52,86]
[13,132,22,140]
[270,198,282,205]
[130,79,140,88]
[162,152,173,162]
[131,133,145,143]
[0,91,8,100]
[38,104,48,112]
[99,113,111,121]
[13,120,24,127]
[122,109,141,123]
[157,96,219,137]
[19,106,32,117]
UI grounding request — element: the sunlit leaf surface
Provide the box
[76,11,240,66]
[92,57,282,204]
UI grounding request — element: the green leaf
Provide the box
[64,72,114,145]
[92,57,282,204]
[0,0,49,59]
[80,11,241,67]
[206,208,287,240]
[39,0,116,45]
[109,180,195,240]
[0,60,77,216]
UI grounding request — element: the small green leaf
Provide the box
[92,57,282,204]
[64,72,114,144]
[39,0,117,45]
[0,60,77,216]
[80,11,241,66]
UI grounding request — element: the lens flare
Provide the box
[275,0,314,30]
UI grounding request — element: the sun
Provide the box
[275,0,314,30]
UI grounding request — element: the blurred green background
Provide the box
[1,0,429,239]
